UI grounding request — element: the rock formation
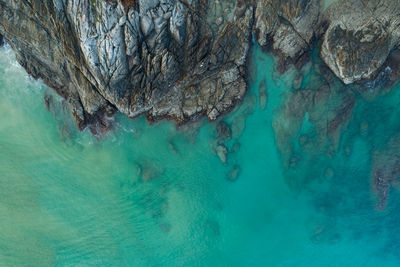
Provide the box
[0,0,399,131]
[321,0,400,84]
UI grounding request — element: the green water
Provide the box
[1,42,400,266]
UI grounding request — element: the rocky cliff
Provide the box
[0,0,399,133]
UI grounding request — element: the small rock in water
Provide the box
[216,145,228,164]
[227,164,241,181]
[258,79,268,110]
[217,121,232,140]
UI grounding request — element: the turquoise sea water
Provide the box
[1,42,400,266]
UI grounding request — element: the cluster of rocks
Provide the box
[0,0,252,133]
[211,91,259,181]
[1,0,400,132]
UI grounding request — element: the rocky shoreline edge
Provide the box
[0,0,400,134]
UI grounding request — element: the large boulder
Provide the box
[320,0,400,84]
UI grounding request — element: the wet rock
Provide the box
[0,0,253,132]
[227,164,241,181]
[255,0,321,71]
[2,0,400,135]
[0,34,4,47]
[216,144,228,164]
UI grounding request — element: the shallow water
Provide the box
[1,43,400,266]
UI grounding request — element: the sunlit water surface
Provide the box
[1,43,400,266]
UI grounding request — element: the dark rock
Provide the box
[0,34,4,47]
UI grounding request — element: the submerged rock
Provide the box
[227,164,241,182]
[231,115,246,139]
[258,79,268,110]
[371,134,400,210]
[137,159,164,181]
[217,121,232,140]
[216,144,228,164]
